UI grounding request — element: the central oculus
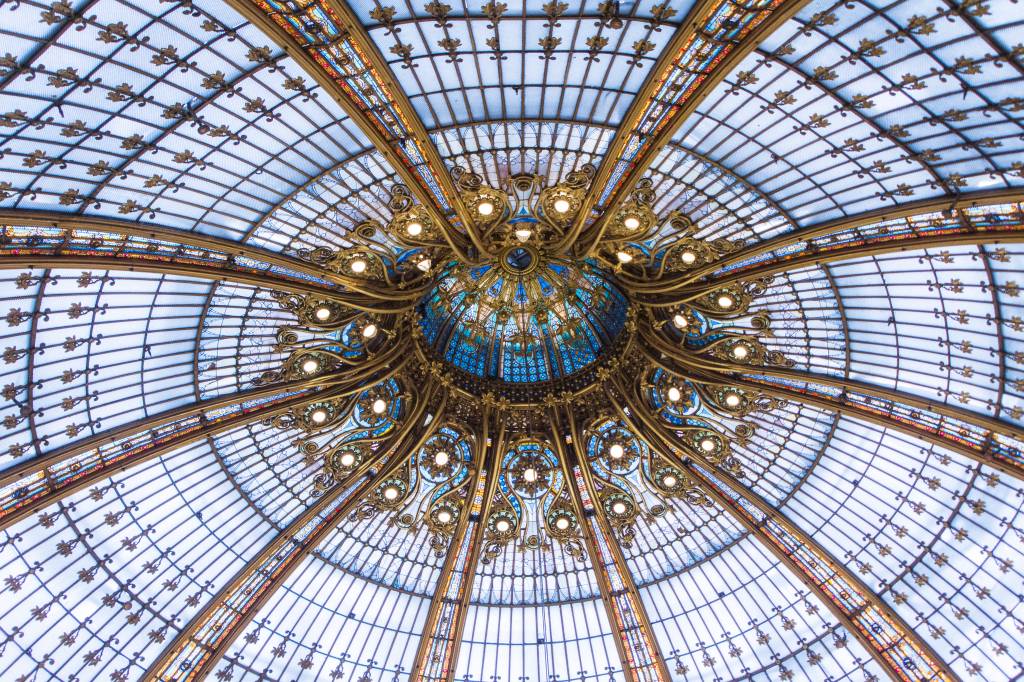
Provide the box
[418,248,629,384]
[502,246,536,273]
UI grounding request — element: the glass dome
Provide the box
[0,0,1022,681]
[418,254,629,383]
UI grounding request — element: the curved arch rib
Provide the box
[0,379,316,493]
[0,386,316,533]
[0,210,424,311]
[409,411,507,681]
[638,330,1024,482]
[146,384,441,681]
[619,191,1024,299]
[732,368,1024,482]
[0,344,409,532]
[693,196,1024,292]
[550,409,672,681]
[607,377,959,681]
[566,0,811,256]
[223,0,484,261]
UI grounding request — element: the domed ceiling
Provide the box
[0,0,1023,681]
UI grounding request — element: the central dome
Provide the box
[418,247,629,384]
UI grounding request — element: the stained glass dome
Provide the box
[418,253,629,383]
[1,0,1023,681]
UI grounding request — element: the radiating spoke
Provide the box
[410,412,506,681]
[687,463,958,682]
[700,188,1024,282]
[679,194,1024,295]
[733,368,1024,482]
[610,192,1024,301]
[0,385,317,531]
[608,379,958,681]
[146,386,440,681]
[549,410,671,682]
[224,0,484,261]
[0,339,410,533]
[0,379,312,493]
[0,211,426,311]
[566,0,810,256]
[638,328,1024,481]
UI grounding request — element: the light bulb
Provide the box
[494,519,511,533]
[350,258,367,274]
[310,409,328,424]
[361,323,378,339]
[301,359,319,374]
[717,294,734,309]
[673,313,688,329]
[611,501,628,515]
[553,198,571,214]
[383,485,400,501]
[623,215,641,230]
[667,386,682,402]
[434,451,449,467]
[681,250,696,265]
[372,398,387,414]
[616,250,633,263]
[339,452,356,467]
[609,443,624,459]
[478,201,494,216]
[315,306,331,321]
[732,344,749,360]
[406,221,423,236]
[700,437,717,452]
[515,228,532,242]
[436,509,452,524]
[724,392,741,407]
[554,516,570,530]
[416,258,431,272]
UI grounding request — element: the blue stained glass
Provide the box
[419,258,628,384]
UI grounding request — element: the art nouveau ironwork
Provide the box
[1,0,1023,680]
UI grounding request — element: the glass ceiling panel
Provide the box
[616,398,836,585]
[198,284,295,400]
[210,411,454,598]
[758,271,848,377]
[219,554,432,681]
[618,498,743,586]
[790,244,1024,427]
[214,421,316,527]
[248,121,797,259]
[0,441,276,681]
[454,597,621,681]
[641,535,887,681]
[196,277,451,596]
[672,0,1024,231]
[782,417,1024,680]
[348,0,697,131]
[0,0,372,241]
[0,269,210,471]
[247,150,403,254]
